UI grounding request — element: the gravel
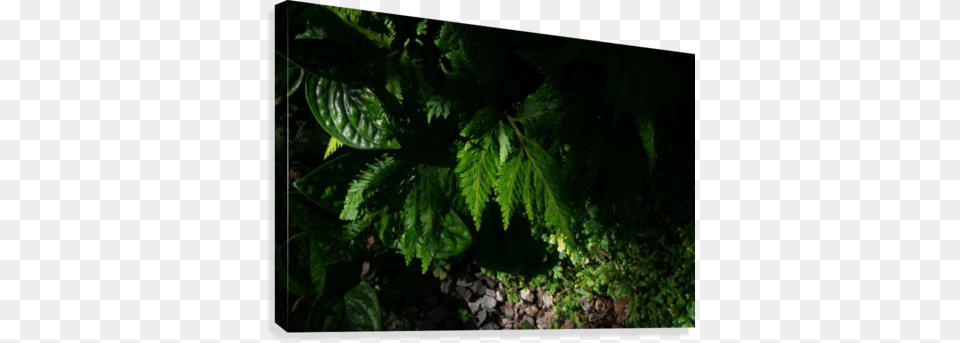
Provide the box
[481,295,497,309]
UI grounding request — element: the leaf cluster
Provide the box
[277,1,694,329]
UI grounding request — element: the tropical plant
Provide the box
[276,1,694,330]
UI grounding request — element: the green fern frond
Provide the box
[498,122,512,165]
[455,135,499,229]
[324,137,344,160]
[503,117,576,251]
[495,154,524,229]
[340,156,404,221]
[401,186,420,265]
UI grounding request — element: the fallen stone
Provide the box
[486,288,497,298]
[488,306,503,317]
[481,295,497,309]
[425,295,439,308]
[440,279,453,294]
[536,317,548,330]
[495,289,506,302]
[564,319,574,329]
[468,298,482,313]
[503,303,515,319]
[459,274,477,285]
[427,306,448,323]
[457,287,474,302]
[470,282,487,296]
[521,289,535,303]
[481,322,501,330]
[474,308,487,325]
[482,277,496,289]
[544,310,555,321]
[541,292,553,308]
[525,304,539,317]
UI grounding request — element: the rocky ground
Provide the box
[375,260,631,331]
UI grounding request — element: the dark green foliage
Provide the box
[277,2,693,330]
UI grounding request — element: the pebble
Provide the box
[468,298,482,313]
[440,279,453,294]
[521,289,536,303]
[540,293,553,308]
[475,308,487,324]
[481,322,501,330]
[525,304,539,317]
[470,282,487,296]
[481,295,497,309]
[457,287,474,302]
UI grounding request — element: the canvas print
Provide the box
[276,1,694,332]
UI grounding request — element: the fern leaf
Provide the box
[498,122,512,165]
[426,97,451,124]
[401,186,419,265]
[523,139,575,245]
[415,167,443,273]
[340,157,402,221]
[455,135,499,229]
[496,154,524,229]
[324,136,344,160]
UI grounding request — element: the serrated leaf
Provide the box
[426,97,451,124]
[496,154,524,229]
[455,136,499,229]
[306,74,401,150]
[324,136,344,160]
[340,156,403,221]
[498,122,512,165]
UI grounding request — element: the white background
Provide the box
[4,0,955,342]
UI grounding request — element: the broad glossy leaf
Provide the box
[435,209,473,258]
[293,152,373,214]
[343,281,382,331]
[305,74,401,150]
